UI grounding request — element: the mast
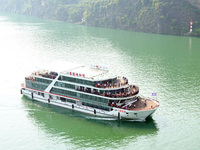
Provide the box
[190,19,193,32]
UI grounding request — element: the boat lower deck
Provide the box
[129,97,159,111]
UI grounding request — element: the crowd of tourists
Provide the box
[39,71,58,79]
[76,84,139,98]
[26,71,58,81]
[102,91,136,98]
[94,76,129,88]
[32,70,58,79]
[25,76,35,81]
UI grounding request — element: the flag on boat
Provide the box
[152,93,157,96]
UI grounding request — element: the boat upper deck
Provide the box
[26,65,131,90]
[30,70,58,79]
[61,65,116,81]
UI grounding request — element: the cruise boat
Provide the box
[21,65,159,121]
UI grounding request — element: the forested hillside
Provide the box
[1,0,200,36]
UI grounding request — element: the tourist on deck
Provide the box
[123,93,125,97]
[120,92,122,97]
[111,102,114,107]
[104,83,106,88]
[126,79,128,84]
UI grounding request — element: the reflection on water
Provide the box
[189,37,192,51]
[21,96,158,149]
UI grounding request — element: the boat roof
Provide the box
[35,61,117,81]
[61,65,117,81]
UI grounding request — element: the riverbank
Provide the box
[1,0,200,36]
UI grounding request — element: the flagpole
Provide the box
[152,92,157,100]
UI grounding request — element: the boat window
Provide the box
[134,113,137,117]
[41,93,44,97]
[66,84,75,89]
[35,77,52,84]
[65,76,76,82]
[28,82,48,91]
[61,83,65,87]
[60,97,66,102]
[58,76,61,80]
[76,93,80,97]
[67,99,76,104]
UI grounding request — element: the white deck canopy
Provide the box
[36,61,117,81]
[62,65,117,80]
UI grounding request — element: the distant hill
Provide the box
[1,0,200,36]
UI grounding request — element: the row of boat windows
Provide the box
[60,97,76,104]
[26,80,108,103]
[33,76,118,91]
[50,87,109,105]
[35,77,52,84]
[35,90,109,111]
[26,81,48,91]
[61,76,95,86]
[77,93,108,104]
[28,83,110,110]
[81,98,109,107]
[27,80,131,103]
[54,82,75,89]
[27,80,112,107]
[51,87,76,97]
[50,90,109,109]
[82,102,110,111]
[55,81,127,95]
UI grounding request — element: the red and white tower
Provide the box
[190,19,193,32]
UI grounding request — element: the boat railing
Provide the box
[94,76,128,89]
[31,70,58,80]
[140,95,160,104]
[25,76,35,81]
[123,99,138,108]
[108,97,138,109]
[76,85,139,99]
[25,77,52,85]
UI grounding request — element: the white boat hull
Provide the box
[21,88,158,121]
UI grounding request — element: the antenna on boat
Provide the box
[90,64,108,70]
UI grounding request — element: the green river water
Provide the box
[0,13,199,150]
